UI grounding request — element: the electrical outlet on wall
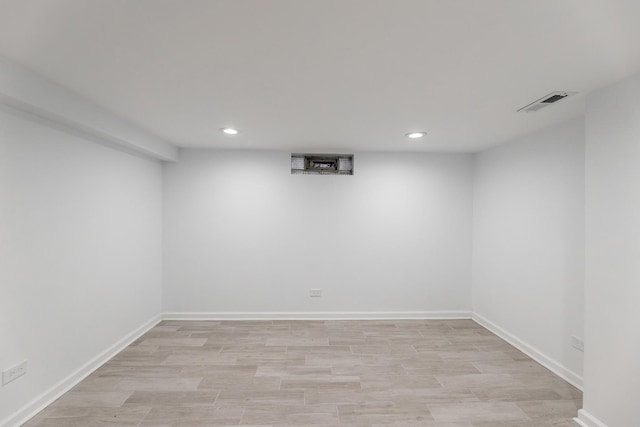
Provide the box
[2,360,27,386]
[571,336,584,352]
[309,289,322,297]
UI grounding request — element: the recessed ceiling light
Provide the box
[220,127,239,135]
[406,131,427,139]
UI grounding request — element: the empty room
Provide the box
[1,1,639,426]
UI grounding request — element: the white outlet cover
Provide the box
[571,336,584,352]
[2,360,27,385]
[309,289,322,297]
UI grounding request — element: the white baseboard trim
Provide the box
[573,409,608,427]
[472,312,583,390]
[573,409,607,427]
[163,311,472,320]
[0,314,162,427]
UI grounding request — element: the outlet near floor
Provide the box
[571,336,584,352]
[2,360,27,386]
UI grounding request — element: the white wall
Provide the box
[472,118,585,386]
[163,150,473,315]
[0,109,163,424]
[579,73,640,427]
[0,56,178,161]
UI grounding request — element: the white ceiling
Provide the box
[1,0,639,153]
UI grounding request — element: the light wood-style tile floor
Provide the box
[24,320,582,426]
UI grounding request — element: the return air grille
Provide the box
[291,154,354,175]
[517,91,577,113]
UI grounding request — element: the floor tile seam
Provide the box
[238,405,247,425]
[134,404,154,427]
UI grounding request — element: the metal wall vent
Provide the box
[517,91,577,113]
[291,154,354,175]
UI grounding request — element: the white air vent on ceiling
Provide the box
[517,91,577,113]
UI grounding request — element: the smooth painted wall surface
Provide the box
[472,118,585,381]
[582,73,640,427]
[0,109,162,423]
[163,150,473,314]
[0,57,178,161]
